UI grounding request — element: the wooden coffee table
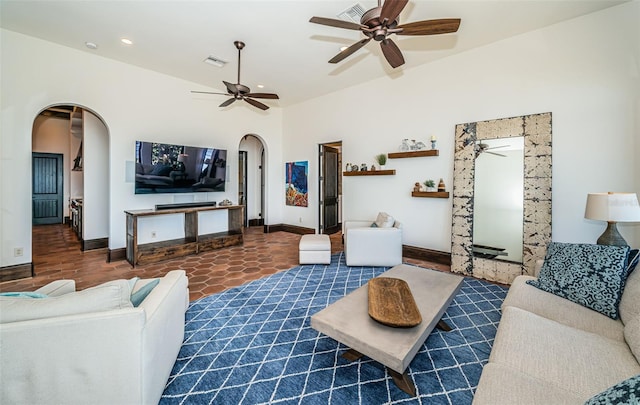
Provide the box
[310,264,463,396]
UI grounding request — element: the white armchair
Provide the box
[0,270,189,405]
[344,213,403,267]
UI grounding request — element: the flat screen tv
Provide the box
[135,141,227,194]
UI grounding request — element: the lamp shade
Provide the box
[584,192,640,222]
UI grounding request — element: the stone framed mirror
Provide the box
[451,112,552,284]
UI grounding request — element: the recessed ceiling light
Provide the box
[204,56,227,68]
[121,38,133,45]
[340,46,348,51]
[85,42,98,50]
[257,84,264,89]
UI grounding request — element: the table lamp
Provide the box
[584,192,640,246]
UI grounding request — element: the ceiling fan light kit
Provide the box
[191,41,279,111]
[310,0,461,69]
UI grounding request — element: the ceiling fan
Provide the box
[476,142,508,158]
[191,41,279,111]
[309,0,461,68]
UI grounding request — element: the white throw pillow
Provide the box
[375,212,395,228]
[0,279,133,323]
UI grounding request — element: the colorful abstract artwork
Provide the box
[285,161,308,207]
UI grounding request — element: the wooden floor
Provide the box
[0,224,449,301]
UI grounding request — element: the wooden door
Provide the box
[32,153,63,225]
[322,145,340,234]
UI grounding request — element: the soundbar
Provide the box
[155,201,216,210]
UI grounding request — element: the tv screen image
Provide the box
[135,141,227,194]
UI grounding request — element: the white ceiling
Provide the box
[0,0,627,107]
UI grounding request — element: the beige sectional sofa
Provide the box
[473,255,640,404]
[0,270,189,405]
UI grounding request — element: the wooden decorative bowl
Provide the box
[368,277,422,328]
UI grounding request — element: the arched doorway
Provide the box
[238,134,266,228]
[31,104,110,258]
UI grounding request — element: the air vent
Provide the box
[337,3,366,23]
[203,56,228,68]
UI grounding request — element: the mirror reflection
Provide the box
[472,137,524,263]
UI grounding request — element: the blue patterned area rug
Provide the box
[161,253,507,405]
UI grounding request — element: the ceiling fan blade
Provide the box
[329,37,372,64]
[397,18,461,36]
[219,98,236,108]
[191,91,231,96]
[244,98,269,110]
[245,93,279,100]
[380,0,409,24]
[486,151,507,157]
[380,38,405,68]
[223,80,239,94]
[309,16,366,31]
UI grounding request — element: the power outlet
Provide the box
[151,231,157,239]
[14,247,24,257]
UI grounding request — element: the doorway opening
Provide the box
[31,105,110,258]
[318,141,342,235]
[238,134,266,229]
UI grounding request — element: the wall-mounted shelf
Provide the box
[388,150,439,159]
[343,170,396,176]
[411,191,450,199]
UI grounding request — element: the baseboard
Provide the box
[248,218,264,227]
[263,224,315,235]
[108,248,127,262]
[0,262,34,282]
[82,238,108,251]
[403,245,451,265]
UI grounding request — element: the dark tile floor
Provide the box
[1,224,450,301]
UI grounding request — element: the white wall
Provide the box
[283,2,640,252]
[0,29,284,267]
[32,116,71,218]
[83,110,109,240]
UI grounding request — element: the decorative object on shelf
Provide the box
[345,163,352,172]
[424,179,436,192]
[351,164,360,172]
[286,161,309,207]
[584,192,640,246]
[360,163,368,171]
[431,135,437,150]
[414,141,427,150]
[219,199,233,206]
[413,182,421,192]
[375,153,387,170]
[438,178,446,192]
[370,165,377,171]
[400,139,410,152]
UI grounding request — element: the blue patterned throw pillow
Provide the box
[584,374,640,405]
[527,242,630,319]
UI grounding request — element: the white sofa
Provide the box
[0,270,189,405]
[473,257,640,404]
[343,216,402,267]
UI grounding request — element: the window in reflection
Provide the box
[472,137,524,263]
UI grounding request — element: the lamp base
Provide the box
[596,222,628,246]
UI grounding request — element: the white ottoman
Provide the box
[299,234,331,264]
